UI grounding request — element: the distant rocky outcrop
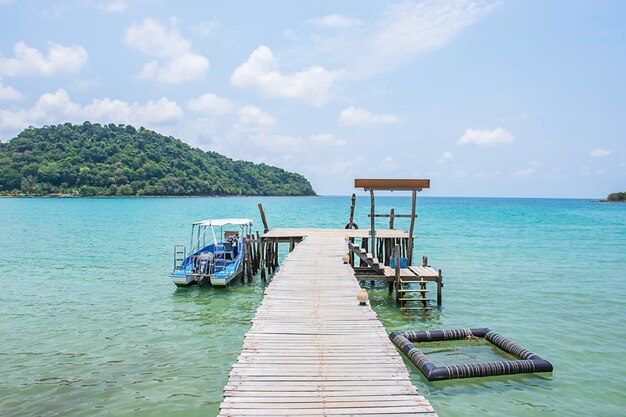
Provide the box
[605,192,626,202]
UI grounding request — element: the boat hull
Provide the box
[210,268,243,287]
[170,265,244,287]
[171,272,196,287]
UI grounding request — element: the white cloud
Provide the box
[308,14,361,28]
[329,160,355,174]
[231,45,344,106]
[83,97,183,125]
[251,133,302,150]
[125,18,189,58]
[0,89,183,135]
[192,20,219,37]
[125,18,209,83]
[458,127,514,146]
[303,1,495,77]
[98,0,127,12]
[0,42,88,77]
[514,161,540,177]
[589,148,611,158]
[187,93,234,116]
[515,167,535,177]
[310,133,346,146]
[372,0,495,68]
[138,53,209,83]
[339,106,399,126]
[437,151,454,164]
[282,29,297,40]
[236,105,275,131]
[0,83,22,101]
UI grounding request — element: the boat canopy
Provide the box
[193,218,254,227]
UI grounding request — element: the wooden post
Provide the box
[422,256,428,267]
[369,189,375,255]
[394,244,401,304]
[389,208,395,229]
[348,193,356,229]
[258,203,269,234]
[265,241,274,275]
[349,238,355,266]
[246,235,254,274]
[241,241,246,283]
[246,238,254,282]
[437,269,443,306]
[255,231,261,272]
[260,239,266,281]
[407,190,416,266]
[384,238,390,266]
[361,238,368,267]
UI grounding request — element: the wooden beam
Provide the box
[258,203,269,234]
[368,214,413,218]
[355,179,430,191]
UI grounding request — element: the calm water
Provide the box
[1,196,625,416]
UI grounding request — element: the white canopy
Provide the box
[194,218,254,227]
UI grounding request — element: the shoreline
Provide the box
[0,194,319,198]
[0,195,611,201]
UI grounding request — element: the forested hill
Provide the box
[0,122,316,196]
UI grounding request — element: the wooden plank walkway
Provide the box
[262,228,409,240]
[219,234,437,417]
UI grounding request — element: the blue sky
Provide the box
[0,0,624,197]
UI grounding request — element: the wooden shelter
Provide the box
[354,179,430,265]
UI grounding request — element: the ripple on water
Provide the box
[1,197,625,417]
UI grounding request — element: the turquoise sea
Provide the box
[1,196,625,416]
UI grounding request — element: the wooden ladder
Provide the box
[347,242,384,274]
[398,277,431,312]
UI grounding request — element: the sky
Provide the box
[0,0,624,198]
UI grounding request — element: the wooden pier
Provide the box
[257,228,443,309]
[219,232,437,417]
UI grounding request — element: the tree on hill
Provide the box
[607,192,626,202]
[0,122,316,196]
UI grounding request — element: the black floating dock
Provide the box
[390,328,553,381]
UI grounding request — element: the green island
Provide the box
[606,192,626,202]
[0,122,316,197]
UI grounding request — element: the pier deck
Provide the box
[262,228,410,241]
[219,234,437,416]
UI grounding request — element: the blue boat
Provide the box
[170,218,254,287]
